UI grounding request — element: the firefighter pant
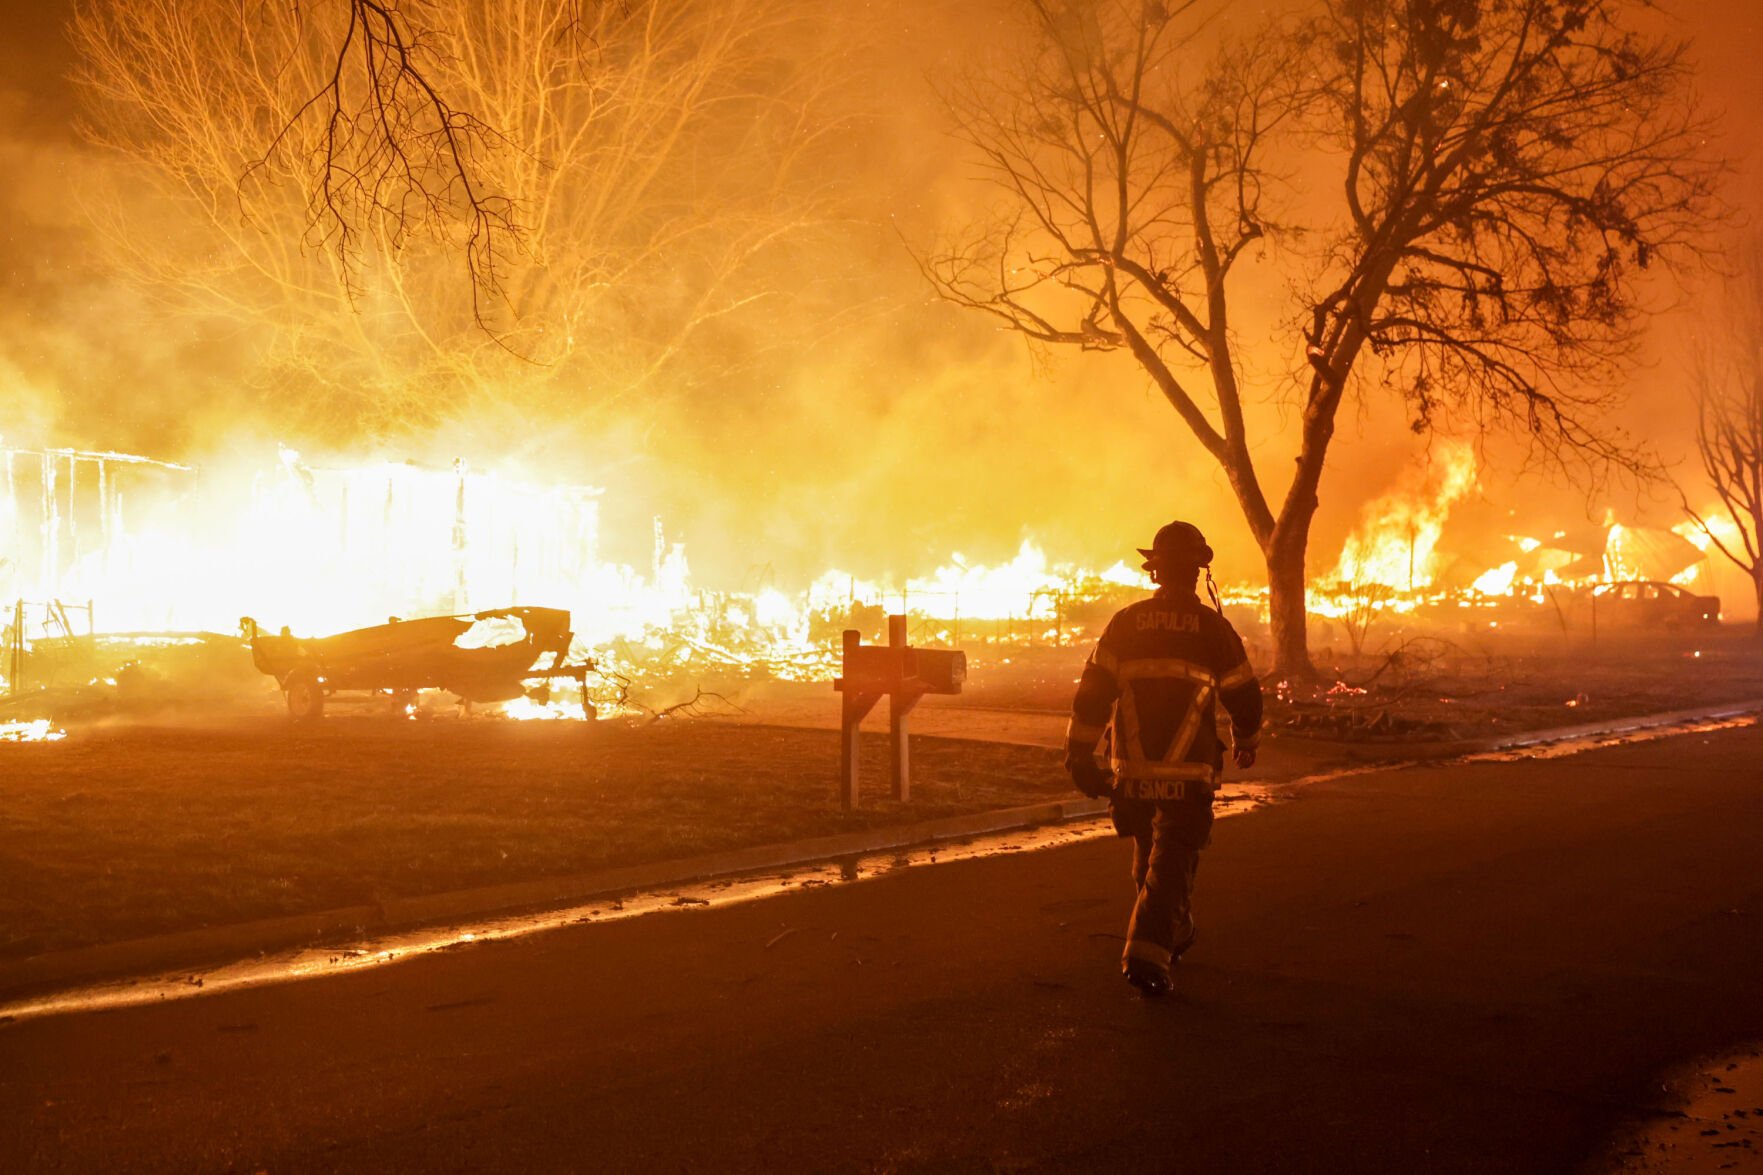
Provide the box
[1119,795,1214,975]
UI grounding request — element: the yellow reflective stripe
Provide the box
[1065,719,1107,746]
[1164,683,1214,763]
[1091,645,1120,675]
[1114,685,1139,769]
[1114,658,1215,685]
[1219,660,1257,689]
[1109,660,1216,773]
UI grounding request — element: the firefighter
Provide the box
[1065,521,1263,997]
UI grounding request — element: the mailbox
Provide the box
[832,616,967,809]
[836,646,967,695]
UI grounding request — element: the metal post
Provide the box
[838,629,878,811]
[41,452,55,600]
[841,629,859,808]
[836,621,962,810]
[1408,523,1416,594]
[66,458,78,571]
[452,458,469,613]
[888,614,912,802]
[9,598,21,695]
[841,691,863,810]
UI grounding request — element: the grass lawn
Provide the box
[0,717,1067,959]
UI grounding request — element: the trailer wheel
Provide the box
[285,668,325,722]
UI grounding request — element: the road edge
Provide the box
[0,796,1112,1000]
[3,697,1758,1001]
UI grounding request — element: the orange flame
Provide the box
[1327,441,1478,592]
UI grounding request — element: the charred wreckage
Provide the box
[242,608,596,721]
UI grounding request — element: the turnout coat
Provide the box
[1065,586,1263,802]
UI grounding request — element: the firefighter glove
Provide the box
[1065,754,1114,799]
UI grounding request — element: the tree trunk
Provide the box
[1753,568,1763,636]
[1265,535,1313,679]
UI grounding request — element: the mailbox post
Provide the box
[834,614,966,810]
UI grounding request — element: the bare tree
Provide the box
[70,0,853,437]
[76,0,518,319]
[1336,581,1396,659]
[277,0,524,320]
[921,0,1720,674]
[1685,236,1763,632]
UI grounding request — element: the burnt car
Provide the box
[1583,581,1721,631]
[241,607,592,720]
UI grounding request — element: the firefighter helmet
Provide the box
[1137,521,1214,569]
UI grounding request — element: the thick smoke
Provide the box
[0,0,1756,602]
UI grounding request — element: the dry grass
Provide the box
[0,717,1067,959]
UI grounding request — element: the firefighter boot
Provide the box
[1170,918,1198,962]
[1122,956,1173,998]
[1123,830,1201,992]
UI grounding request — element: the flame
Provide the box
[1328,442,1478,591]
[0,438,1737,711]
[1472,561,1518,595]
[2,447,1157,667]
[807,540,1122,627]
[1,719,65,743]
[1603,521,1634,581]
[1675,520,1714,552]
[498,696,585,721]
[1674,512,1744,558]
[1670,512,1745,587]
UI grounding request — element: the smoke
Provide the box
[1,0,1247,586]
[0,0,1756,600]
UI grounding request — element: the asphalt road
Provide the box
[4,724,1762,1173]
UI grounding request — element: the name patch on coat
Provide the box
[1135,610,1201,634]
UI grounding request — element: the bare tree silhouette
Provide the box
[70,0,852,435]
[921,0,1722,674]
[1685,234,1763,632]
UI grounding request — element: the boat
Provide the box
[241,607,589,719]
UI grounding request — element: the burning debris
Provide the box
[0,436,1747,735]
[1301,446,1734,656]
[242,608,592,721]
[0,718,64,744]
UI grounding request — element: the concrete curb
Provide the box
[1276,697,1763,763]
[0,797,1109,999]
[4,698,1757,1001]
[372,797,1109,928]
[0,906,385,999]
[1473,697,1763,749]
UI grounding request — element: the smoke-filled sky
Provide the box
[0,0,1758,588]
